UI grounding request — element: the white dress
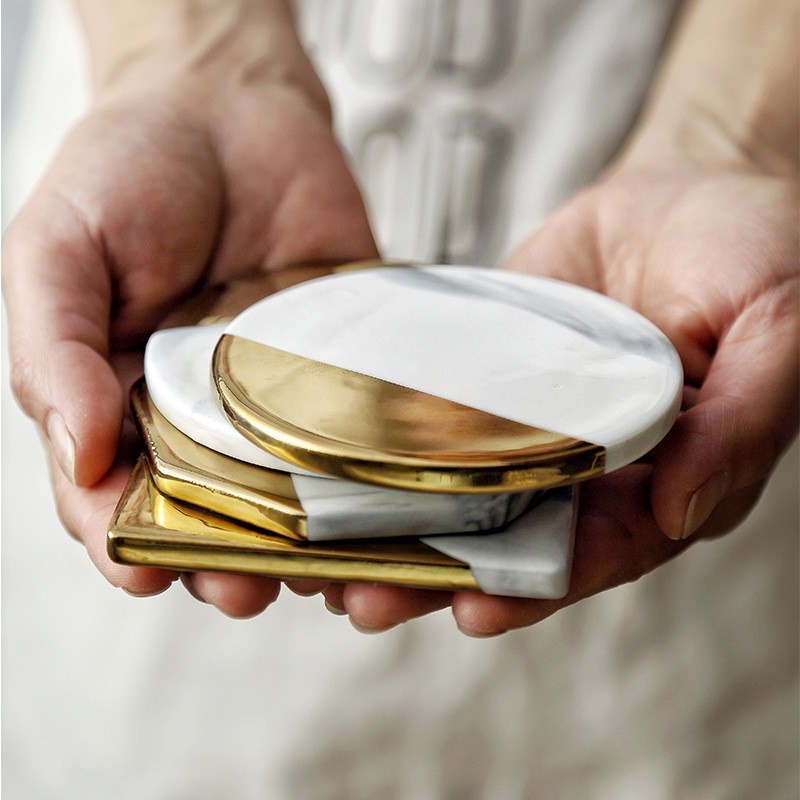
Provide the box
[3,2,797,798]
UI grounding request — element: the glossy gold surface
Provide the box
[214,335,605,493]
[131,381,308,539]
[108,460,480,590]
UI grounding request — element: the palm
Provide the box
[510,166,797,381]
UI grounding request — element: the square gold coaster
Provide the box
[108,459,481,591]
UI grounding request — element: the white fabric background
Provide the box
[3,2,798,798]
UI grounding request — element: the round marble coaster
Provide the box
[214,266,683,492]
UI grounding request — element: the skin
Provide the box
[3,0,798,630]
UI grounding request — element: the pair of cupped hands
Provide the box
[4,65,797,636]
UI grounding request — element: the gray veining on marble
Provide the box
[422,486,576,598]
[298,475,536,540]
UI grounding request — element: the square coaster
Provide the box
[108,459,576,598]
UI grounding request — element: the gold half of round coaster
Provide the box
[213,334,606,493]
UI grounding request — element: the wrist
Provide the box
[618,94,798,181]
[615,0,798,180]
[77,0,330,118]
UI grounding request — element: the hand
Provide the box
[3,32,378,615]
[321,0,799,635]
[322,160,798,635]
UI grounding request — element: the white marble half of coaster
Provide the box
[143,325,538,540]
[422,486,576,599]
[298,474,535,541]
[223,266,683,472]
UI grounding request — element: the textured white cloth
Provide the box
[298,0,681,264]
[3,2,798,799]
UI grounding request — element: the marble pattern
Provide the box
[297,475,536,541]
[422,487,575,598]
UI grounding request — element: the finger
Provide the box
[342,585,453,632]
[652,286,799,540]
[4,205,123,487]
[5,110,221,487]
[452,467,687,636]
[50,453,181,596]
[321,584,346,615]
[181,572,281,618]
[285,579,330,597]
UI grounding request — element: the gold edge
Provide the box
[107,464,481,589]
[108,456,151,533]
[216,335,597,469]
[216,385,606,493]
[109,463,479,586]
[149,472,308,541]
[111,543,480,591]
[151,492,477,566]
[333,450,607,493]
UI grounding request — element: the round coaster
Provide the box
[214,265,682,492]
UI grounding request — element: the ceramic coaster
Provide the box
[131,380,536,542]
[214,266,683,492]
[108,459,575,599]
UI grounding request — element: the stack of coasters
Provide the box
[109,264,682,599]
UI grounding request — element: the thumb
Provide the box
[651,288,799,540]
[4,201,124,487]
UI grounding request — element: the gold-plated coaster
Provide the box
[107,263,682,598]
[108,265,592,597]
[108,460,481,591]
[108,458,577,598]
[214,336,604,492]
[211,266,682,493]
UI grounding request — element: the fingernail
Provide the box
[349,619,393,635]
[325,600,347,616]
[123,586,169,598]
[46,411,76,484]
[682,471,730,539]
[457,624,505,639]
